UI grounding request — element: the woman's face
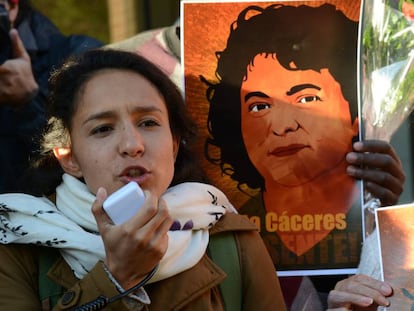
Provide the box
[61,69,178,197]
[240,54,358,186]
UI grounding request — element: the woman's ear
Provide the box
[53,147,83,178]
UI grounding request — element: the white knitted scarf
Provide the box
[0,174,236,283]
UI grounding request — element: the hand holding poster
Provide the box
[182,0,363,275]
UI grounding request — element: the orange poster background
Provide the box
[182,0,361,209]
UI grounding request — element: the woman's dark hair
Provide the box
[24,49,206,196]
[203,3,358,190]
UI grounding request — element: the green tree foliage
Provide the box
[32,0,109,44]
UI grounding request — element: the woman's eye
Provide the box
[298,95,321,104]
[249,102,271,112]
[91,125,112,135]
[140,119,160,127]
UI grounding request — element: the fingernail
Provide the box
[359,297,374,305]
[381,283,392,295]
[346,166,357,176]
[353,141,363,150]
[346,152,357,162]
[96,187,107,201]
[378,298,391,307]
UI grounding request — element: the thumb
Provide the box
[9,28,30,61]
[92,187,112,232]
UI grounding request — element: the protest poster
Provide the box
[181,0,363,275]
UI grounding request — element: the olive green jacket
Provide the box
[0,213,286,311]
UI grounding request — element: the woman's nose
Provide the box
[118,125,144,157]
[270,103,300,136]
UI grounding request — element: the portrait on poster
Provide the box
[181,0,363,275]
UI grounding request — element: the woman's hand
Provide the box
[327,274,393,311]
[92,187,173,290]
[346,140,406,206]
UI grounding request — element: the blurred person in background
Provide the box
[0,0,101,193]
[105,18,181,91]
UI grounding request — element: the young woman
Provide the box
[0,49,286,310]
